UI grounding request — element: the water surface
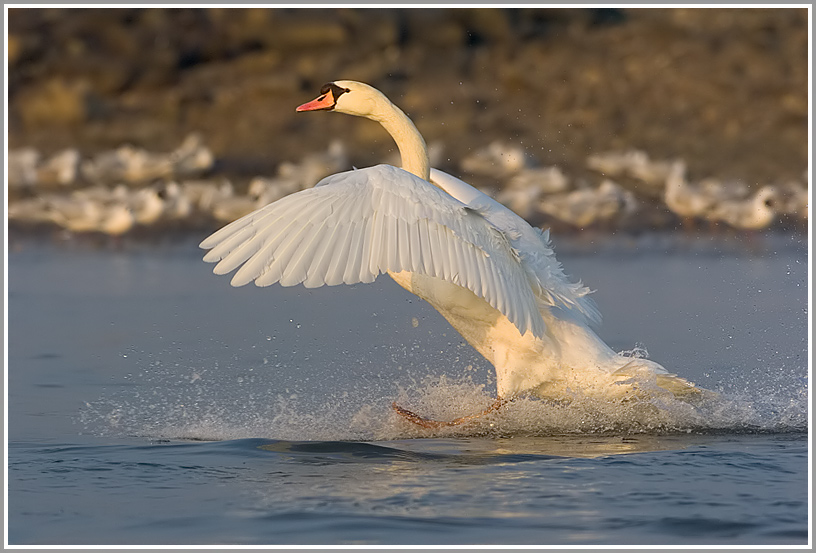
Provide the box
[7,233,809,545]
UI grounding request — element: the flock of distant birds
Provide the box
[8,134,809,238]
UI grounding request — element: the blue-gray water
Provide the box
[7,233,810,545]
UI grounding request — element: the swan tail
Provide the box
[535,287,602,328]
[654,374,707,399]
[610,358,713,401]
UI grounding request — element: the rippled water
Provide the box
[7,233,810,545]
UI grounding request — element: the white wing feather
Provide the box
[430,168,601,326]
[201,164,545,338]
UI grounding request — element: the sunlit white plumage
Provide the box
[201,80,699,406]
[202,163,563,339]
[705,185,777,230]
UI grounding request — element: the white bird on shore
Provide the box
[169,133,215,177]
[200,81,702,428]
[159,181,194,221]
[663,161,716,224]
[537,179,636,229]
[508,166,571,195]
[765,180,808,222]
[461,140,530,178]
[7,196,53,224]
[43,185,135,235]
[277,139,350,190]
[211,194,259,224]
[248,176,300,203]
[97,201,135,236]
[36,149,81,187]
[181,179,234,213]
[130,186,166,226]
[81,134,214,184]
[8,148,40,189]
[587,149,675,189]
[74,183,129,204]
[496,166,571,219]
[47,195,104,233]
[705,185,777,230]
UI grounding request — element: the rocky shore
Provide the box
[7,7,809,239]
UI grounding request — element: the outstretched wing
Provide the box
[430,168,601,326]
[200,164,545,338]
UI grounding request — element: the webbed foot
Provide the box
[391,397,506,429]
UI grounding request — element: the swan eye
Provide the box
[329,83,350,100]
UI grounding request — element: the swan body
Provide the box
[771,180,809,221]
[664,161,716,220]
[461,141,529,178]
[80,133,213,184]
[201,80,700,408]
[8,148,40,189]
[537,179,635,229]
[131,186,165,225]
[664,163,778,230]
[32,148,81,187]
[588,149,676,189]
[494,167,570,219]
[705,185,777,230]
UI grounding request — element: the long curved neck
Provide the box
[371,102,430,182]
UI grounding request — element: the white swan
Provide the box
[664,160,716,222]
[537,179,636,229]
[705,185,777,230]
[200,80,702,427]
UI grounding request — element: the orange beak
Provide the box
[296,91,336,112]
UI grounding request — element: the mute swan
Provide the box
[495,166,570,219]
[35,148,81,187]
[8,148,40,189]
[461,141,530,178]
[130,186,165,226]
[537,179,636,229]
[663,160,717,228]
[587,149,676,189]
[80,133,213,184]
[200,80,702,428]
[771,180,808,221]
[706,185,777,230]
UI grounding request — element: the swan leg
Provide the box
[391,397,506,429]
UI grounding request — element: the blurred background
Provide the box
[6,7,810,238]
[6,13,810,544]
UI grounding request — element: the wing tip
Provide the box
[229,272,253,287]
[202,250,221,263]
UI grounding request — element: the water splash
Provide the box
[79,359,807,442]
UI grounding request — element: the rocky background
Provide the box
[7,7,810,236]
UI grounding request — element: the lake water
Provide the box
[6,231,810,546]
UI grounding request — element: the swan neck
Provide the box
[376,103,430,182]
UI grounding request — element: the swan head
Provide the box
[755,185,779,211]
[296,80,430,181]
[296,80,390,120]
